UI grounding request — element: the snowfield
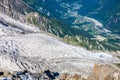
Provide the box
[0,12,119,77]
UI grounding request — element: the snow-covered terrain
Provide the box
[0,13,40,36]
[0,12,119,78]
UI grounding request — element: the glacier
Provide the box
[0,12,119,79]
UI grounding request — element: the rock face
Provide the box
[88,64,120,80]
[0,0,31,22]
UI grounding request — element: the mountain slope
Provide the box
[0,11,119,80]
[0,0,120,80]
[23,0,120,53]
[23,0,120,34]
[1,0,120,53]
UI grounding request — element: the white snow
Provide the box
[0,13,40,34]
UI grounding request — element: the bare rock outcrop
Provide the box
[88,64,120,80]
